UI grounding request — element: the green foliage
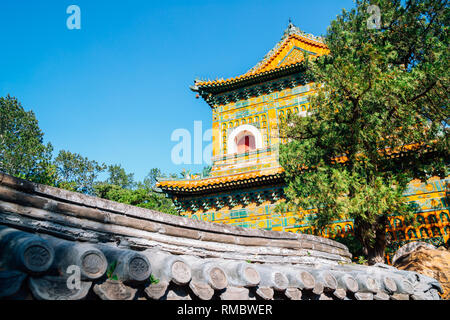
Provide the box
[93,183,178,215]
[149,274,160,285]
[333,235,366,259]
[54,150,106,195]
[106,261,119,280]
[106,164,135,189]
[357,256,368,265]
[180,168,191,179]
[0,95,177,216]
[0,95,56,185]
[93,164,178,215]
[202,165,212,178]
[142,168,164,190]
[279,0,449,264]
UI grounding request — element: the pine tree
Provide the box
[279,0,449,264]
[0,95,56,185]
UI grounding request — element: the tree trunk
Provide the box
[354,215,387,265]
[367,242,386,265]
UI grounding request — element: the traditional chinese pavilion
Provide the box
[157,23,449,261]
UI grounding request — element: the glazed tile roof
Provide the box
[193,23,329,89]
[157,143,437,193]
[157,167,284,192]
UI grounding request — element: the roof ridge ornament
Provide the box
[193,21,328,90]
[246,21,324,74]
[282,20,301,40]
[282,20,324,43]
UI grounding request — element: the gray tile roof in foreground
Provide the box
[0,172,443,300]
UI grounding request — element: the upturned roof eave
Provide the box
[192,62,308,95]
[158,174,286,196]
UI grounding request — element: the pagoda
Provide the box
[157,23,449,261]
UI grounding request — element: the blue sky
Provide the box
[0,0,355,181]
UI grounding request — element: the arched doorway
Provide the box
[236,131,256,153]
[227,124,263,155]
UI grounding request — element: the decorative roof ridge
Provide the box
[282,22,325,44]
[157,166,283,184]
[191,60,306,92]
[192,22,327,90]
[247,22,325,75]
[245,34,290,75]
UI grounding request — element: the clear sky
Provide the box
[0,0,355,181]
